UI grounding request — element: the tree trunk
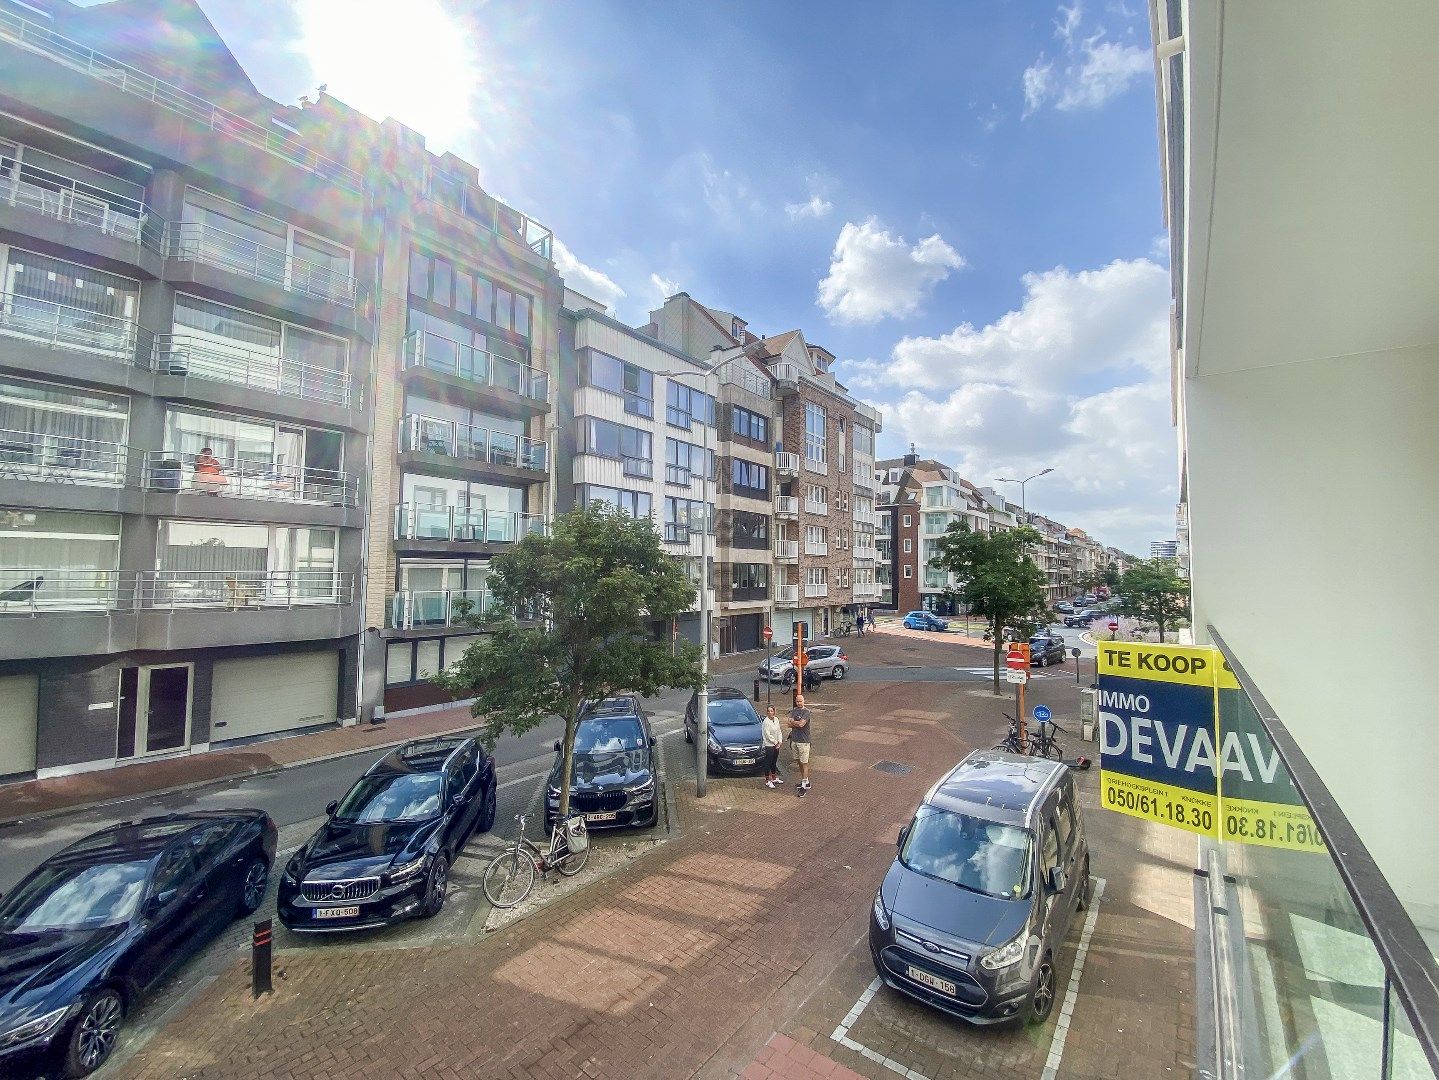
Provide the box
[556,709,580,824]
[991,620,1002,695]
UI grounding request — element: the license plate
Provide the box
[906,965,957,996]
[731,756,755,765]
[315,905,360,919]
[585,811,617,823]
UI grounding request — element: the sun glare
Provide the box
[296,0,478,151]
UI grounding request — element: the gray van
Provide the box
[869,751,1090,1026]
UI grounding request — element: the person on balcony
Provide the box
[192,446,227,494]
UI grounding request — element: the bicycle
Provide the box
[1027,719,1066,761]
[482,812,590,909]
[993,712,1026,755]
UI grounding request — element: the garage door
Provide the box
[0,674,38,776]
[211,652,338,743]
[733,613,764,653]
[769,609,795,644]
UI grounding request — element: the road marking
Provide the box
[830,977,923,1080]
[1041,877,1107,1080]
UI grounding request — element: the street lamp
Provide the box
[655,366,717,798]
[994,467,1054,513]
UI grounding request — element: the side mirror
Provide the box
[147,888,177,914]
[1049,866,1067,894]
[649,736,657,748]
[897,824,910,848]
[553,739,562,753]
[325,800,338,817]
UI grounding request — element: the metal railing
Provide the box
[0,146,157,249]
[854,547,876,562]
[663,523,691,544]
[804,540,828,556]
[853,467,875,490]
[138,569,351,609]
[621,456,653,480]
[804,498,828,517]
[140,450,357,506]
[163,221,356,307]
[0,568,127,612]
[403,330,548,404]
[773,584,799,606]
[0,291,146,359]
[771,361,801,387]
[774,495,798,517]
[773,540,799,561]
[436,189,552,261]
[400,414,548,473]
[0,8,364,193]
[854,509,876,528]
[0,429,126,485]
[803,583,828,599]
[153,334,354,408]
[393,504,545,544]
[719,360,769,398]
[774,451,800,474]
[388,588,493,630]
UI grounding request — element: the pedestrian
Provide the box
[761,704,784,789]
[856,612,866,637]
[788,693,811,797]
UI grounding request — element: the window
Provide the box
[588,351,655,416]
[407,249,532,339]
[902,514,912,528]
[730,510,769,546]
[453,270,474,316]
[665,497,710,534]
[430,258,452,306]
[666,380,715,429]
[730,404,768,445]
[1056,794,1074,851]
[579,417,651,462]
[1041,821,1060,879]
[854,424,874,456]
[666,438,712,483]
[805,525,826,545]
[805,484,827,507]
[0,510,121,606]
[171,293,349,389]
[578,485,652,518]
[805,566,827,586]
[804,402,827,464]
[730,564,769,591]
[903,538,912,553]
[156,521,337,601]
[514,295,531,338]
[162,407,343,497]
[729,458,769,494]
[181,189,351,290]
[409,251,431,296]
[0,376,128,484]
[903,565,913,579]
[3,249,138,354]
[839,568,850,588]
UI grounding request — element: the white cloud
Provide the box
[296,0,478,151]
[817,218,965,325]
[649,273,681,303]
[785,195,834,221]
[1022,60,1054,118]
[1022,4,1151,117]
[554,240,625,315]
[1149,232,1170,260]
[1056,2,1084,43]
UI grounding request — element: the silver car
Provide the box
[758,643,848,683]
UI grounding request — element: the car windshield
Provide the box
[772,646,795,661]
[0,859,151,931]
[334,773,443,823]
[707,698,760,727]
[574,716,646,754]
[900,805,1033,900]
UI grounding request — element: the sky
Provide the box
[190,0,1176,556]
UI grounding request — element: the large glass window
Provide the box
[156,520,337,603]
[730,563,769,591]
[666,438,713,482]
[730,404,769,445]
[579,417,651,462]
[406,248,532,340]
[0,376,127,484]
[180,189,351,298]
[587,351,654,417]
[161,408,343,499]
[169,294,348,394]
[730,510,769,546]
[578,484,652,518]
[665,497,711,534]
[2,249,138,354]
[804,402,827,465]
[729,458,769,495]
[854,424,875,456]
[0,510,120,607]
[666,380,715,429]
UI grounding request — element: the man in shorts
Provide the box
[788,694,811,797]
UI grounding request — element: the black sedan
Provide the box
[1029,635,1067,667]
[278,736,496,933]
[684,687,766,774]
[0,810,275,1078]
[545,696,658,832]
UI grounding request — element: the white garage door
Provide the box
[768,609,796,644]
[0,674,38,776]
[211,652,338,743]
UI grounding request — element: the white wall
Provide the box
[1185,344,1439,926]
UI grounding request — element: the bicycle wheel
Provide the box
[555,841,589,877]
[1032,739,1063,760]
[482,848,537,908]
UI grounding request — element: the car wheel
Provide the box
[61,988,124,1078]
[479,784,498,833]
[1027,955,1056,1025]
[236,857,269,917]
[420,854,449,918]
[1035,654,1046,668]
[831,665,846,680]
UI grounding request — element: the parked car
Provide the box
[1063,608,1101,628]
[0,810,276,1078]
[278,736,496,933]
[1053,601,1074,615]
[545,696,658,832]
[903,611,949,632]
[870,751,1089,1027]
[758,643,848,683]
[684,686,766,774]
[1029,635,1067,667]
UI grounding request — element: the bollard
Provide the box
[753,677,761,701]
[252,919,273,998]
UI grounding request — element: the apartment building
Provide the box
[0,0,371,777]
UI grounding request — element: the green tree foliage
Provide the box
[930,523,1049,692]
[436,504,703,821]
[1116,558,1191,641]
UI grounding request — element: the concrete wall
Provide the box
[1184,345,1439,926]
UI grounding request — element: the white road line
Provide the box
[831,978,929,1080]
[1040,877,1107,1080]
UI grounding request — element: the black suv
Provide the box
[0,810,275,1078]
[546,695,658,831]
[684,686,766,774]
[1029,634,1067,667]
[278,737,496,933]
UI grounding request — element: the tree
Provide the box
[1116,558,1191,641]
[436,504,703,822]
[1101,562,1122,591]
[930,523,1049,693]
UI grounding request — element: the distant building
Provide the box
[1149,540,1179,560]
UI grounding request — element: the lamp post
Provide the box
[994,467,1054,513]
[656,366,717,798]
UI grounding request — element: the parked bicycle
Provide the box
[1027,718,1067,761]
[993,712,1026,754]
[482,812,590,909]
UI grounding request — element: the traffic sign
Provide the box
[763,626,773,641]
[1004,668,1029,685]
[1005,648,1026,671]
[1032,705,1051,723]
[1108,620,1119,632]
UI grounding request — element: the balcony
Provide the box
[0,430,126,486]
[163,221,357,307]
[803,539,828,557]
[665,464,694,487]
[0,139,158,250]
[804,582,829,600]
[803,498,828,517]
[854,401,882,431]
[403,330,548,409]
[772,361,800,395]
[0,291,148,361]
[388,589,494,630]
[855,509,876,529]
[622,456,653,480]
[774,495,798,520]
[663,523,691,545]
[137,569,352,609]
[394,504,545,545]
[719,360,769,398]
[773,539,799,563]
[153,334,355,409]
[854,583,881,601]
[0,568,128,613]
[774,451,800,477]
[400,414,548,478]
[854,547,876,563]
[852,467,875,491]
[0,8,363,193]
[774,584,799,607]
[140,451,357,507]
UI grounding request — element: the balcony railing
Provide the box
[0,291,147,359]
[803,582,828,599]
[854,547,876,562]
[772,361,801,389]
[853,584,881,600]
[665,464,693,486]
[621,456,653,480]
[0,143,158,249]
[855,509,876,529]
[773,540,799,561]
[137,569,352,609]
[153,334,355,409]
[393,504,546,544]
[0,568,127,613]
[803,498,828,517]
[0,8,364,193]
[163,221,357,307]
[432,187,552,261]
[403,330,548,404]
[719,360,769,398]
[774,495,798,518]
[774,584,799,606]
[388,589,494,630]
[400,414,548,473]
[852,467,875,491]
[774,451,800,475]
[140,450,357,506]
[804,540,828,556]
[663,523,691,545]
[0,429,126,486]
